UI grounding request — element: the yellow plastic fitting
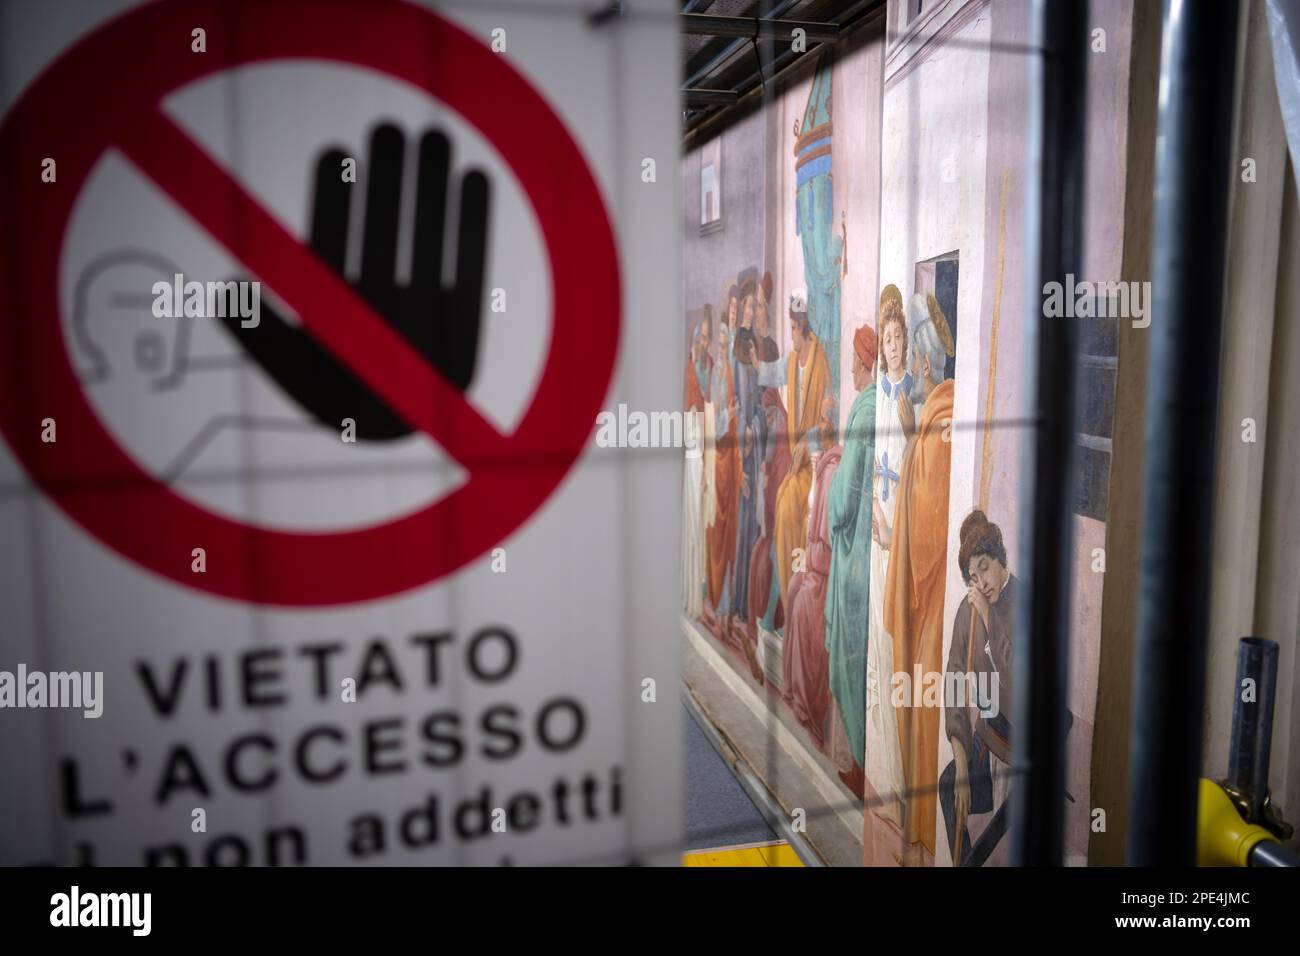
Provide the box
[1197,778,1277,867]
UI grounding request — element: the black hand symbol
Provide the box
[219,123,490,441]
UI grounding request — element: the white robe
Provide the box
[864,370,912,822]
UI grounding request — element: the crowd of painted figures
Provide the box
[683,275,1021,866]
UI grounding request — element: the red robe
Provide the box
[684,355,707,412]
[706,360,739,608]
[782,447,841,750]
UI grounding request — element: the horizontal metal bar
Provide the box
[1076,433,1112,453]
[1080,353,1118,369]
[683,0,802,90]
[684,87,741,107]
[1249,840,1300,867]
[682,12,841,44]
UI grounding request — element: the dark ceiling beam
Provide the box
[683,0,803,89]
[681,0,884,143]
[684,87,741,107]
[681,12,841,44]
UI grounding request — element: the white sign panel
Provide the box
[0,0,681,866]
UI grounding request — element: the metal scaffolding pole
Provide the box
[1010,0,1088,866]
[1126,0,1241,866]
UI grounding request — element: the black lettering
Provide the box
[60,759,113,818]
[296,725,346,783]
[536,697,585,753]
[479,704,522,760]
[265,826,307,866]
[420,711,463,768]
[581,773,600,821]
[508,793,540,833]
[205,834,251,867]
[347,814,385,858]
[454,787,493,841]
[356,639,404,696]
[297,642,345,699]
[409,631,453,688]
[136,659,188,717]
[241,647,286,708]
[400,794,440,848]
[225,733,277,793]
[364,717,406,775]
[204,656,221,712]
[155,744,211,805]
[467,627,517,682]
[552,777,571,825]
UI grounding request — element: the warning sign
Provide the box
[0,0,681,866]
[0,0,620,606]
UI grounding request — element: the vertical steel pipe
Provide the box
[1010,0,1088,866]
[1227,636,1279,824]
[1126,0,1241,866]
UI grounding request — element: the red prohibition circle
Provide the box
[0,0,620,606]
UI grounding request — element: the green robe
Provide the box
[823,383,875,767]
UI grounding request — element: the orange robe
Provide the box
[773,337,832,609]
[707,360,739,608]
[885,378,954,857]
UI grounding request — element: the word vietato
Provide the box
[133,628,520,716]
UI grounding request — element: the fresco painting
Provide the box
[681,0,1131,865]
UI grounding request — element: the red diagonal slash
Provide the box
[115,105,512,470]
